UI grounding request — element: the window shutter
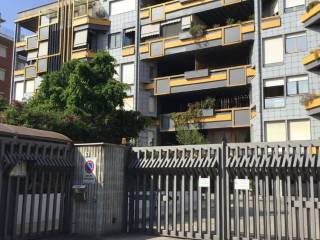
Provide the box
[266,122,286,142]
[264,37,284,65]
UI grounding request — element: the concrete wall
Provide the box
[72,143,129,237]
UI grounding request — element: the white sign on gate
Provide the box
[198,177,210,188]
[83,157,97,184]
[234,179,250,190]
[10,161,27,177]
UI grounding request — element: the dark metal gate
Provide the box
[0,125,73,240]
[127,141,320,240]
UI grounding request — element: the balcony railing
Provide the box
[140,21,255,59]
[261,15,281,30]
[140,0,243,23]
[300,2,320,27]
[149,65,255,95]
[73,0,110,27]
[303,49,320,70]
[71,49,96,59]
[121,45,135,57]
[304,96,320,115]
[160,107,250,132]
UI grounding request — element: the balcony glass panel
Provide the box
[265,97,285,108]
[25,66,37,79]
[27,36,38,50]
[39,27,49,41]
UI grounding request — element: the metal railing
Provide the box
[127,141,320,239]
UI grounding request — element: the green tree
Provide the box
[1,51,148,143]
[170,97,215,145]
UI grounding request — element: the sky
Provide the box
[1,0,53,32]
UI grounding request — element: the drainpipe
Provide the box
[134,0,141,112]
[257,0,264,142]
[9,24,18,103]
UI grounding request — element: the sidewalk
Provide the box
[41,234,180,240]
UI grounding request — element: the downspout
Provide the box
[257,0,264,142]
[9,24,18,103]
[134,0,141,112]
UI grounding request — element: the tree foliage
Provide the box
[170,97,215,145]
[1,51,148,143]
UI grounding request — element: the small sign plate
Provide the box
[199,177,210,188]
[234,179,250,190]
[10,161,27,177]
[83,157,97,184]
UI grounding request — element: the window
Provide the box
[0,45,7,58]
[0,68,5,81]
[15,81,24,101]
[285,0,305,9]
[114,65,120,80]
[286,33,307,53]
[108,33,121,49]
[287,75,308,95]
[110,0,135,16]
[27,51,38,61]
[123,28,135,47]
[264,78,285,108]
[123,97,134,111]
[266,121,286,142]
[74,30,88,48]
[38,41,48,57]
[289,120,310,141]
[161,22,181,38]
[263,37,283,65]
[25,80,35,93]
[121,62,135,85]
[39,26,49,41]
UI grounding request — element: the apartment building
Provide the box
[0,15,13,102]
[11,0,320,145]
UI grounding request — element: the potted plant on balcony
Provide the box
[189,22,207,38]
[306,1,320,12]
[300,93,320,106]
[169,97,215,145]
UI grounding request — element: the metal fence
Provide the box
[127,141,320,240]
[0,128,73,240]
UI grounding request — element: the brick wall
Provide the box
[0,35,13,102]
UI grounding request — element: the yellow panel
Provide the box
[144,82,155,90]
[71,50,96,59]
[140,44,149,54]
[169,72,227,87]
[241,22,255,33]
[16,41,27,48]
[121,46,135,57]
[301,3,320,23]
[14,69,25,76]
[140,9,150,19]
[261,16,281,30]
[303,49,320,65]
[246,67,256,77]
[73,16,111,27]
[304,97,320,110]
[199,113,232,123]
[164,29,222,49]
[165,0,214,13]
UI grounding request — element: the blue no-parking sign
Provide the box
[83,157,97,184]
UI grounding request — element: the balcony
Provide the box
[140,0,247,25]
[71,49,96,60]
[304,96,320,115]
[140,21,254,59]
[303,49,320,70]
[121,45,135,57]
[149,65,255,95]
[160,107,250,132]
[300,2,320,27]
[73,0,110,28]
[261,15,281,30]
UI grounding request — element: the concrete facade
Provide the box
[11,0,320,145]
[0,15,13,102]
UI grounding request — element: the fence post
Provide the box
[220,140,227,240]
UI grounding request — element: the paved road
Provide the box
[42,234,179,240]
